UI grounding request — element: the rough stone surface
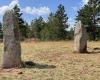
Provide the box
[2,10,21,68]
[74,20,88,53]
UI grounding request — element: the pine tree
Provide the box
[40,13,60,40]
[55,4,68,40]
[31,16,46,39]
[13,5,28,40]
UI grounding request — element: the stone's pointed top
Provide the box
[76,20,83,28]
[4,9,14,15]
[75,20,83,34]
[78,20,81,23]
[75,21,81,28]
[5,9,14,14]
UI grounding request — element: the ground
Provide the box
[0,41,100,80]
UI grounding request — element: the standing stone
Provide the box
[2,10,21,68]
[74,20,88,53]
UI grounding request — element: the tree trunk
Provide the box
[92,22,96,41]
[92,30,96,40]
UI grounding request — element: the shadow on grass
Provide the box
[88,51,100,54]
[22,61,56,69]
[93,47,100,50]
[73,47,100,54]
[88,47,100,54]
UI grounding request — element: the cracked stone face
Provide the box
[2,10,21,68]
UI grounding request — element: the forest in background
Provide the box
[0,0,100,41]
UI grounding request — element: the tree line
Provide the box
[0,4,74,41]
[0,0,100,41]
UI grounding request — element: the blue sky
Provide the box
[0,0,88,28]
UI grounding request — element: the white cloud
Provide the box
[82,0,89,5]
[68,17,75,30]
[69,18,73,22]
[0,0,50,16]
[0,0,19,15]
[22,6,51,16]
[0,6,9,15]
[71,6,78,11]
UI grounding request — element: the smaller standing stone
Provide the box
[74,20,88,53]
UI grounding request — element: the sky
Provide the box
[0,0,89,28]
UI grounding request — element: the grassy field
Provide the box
[0,41,100,80]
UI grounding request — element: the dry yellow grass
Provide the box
[0,41,100,80]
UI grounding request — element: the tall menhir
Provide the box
[2,10,21,68]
